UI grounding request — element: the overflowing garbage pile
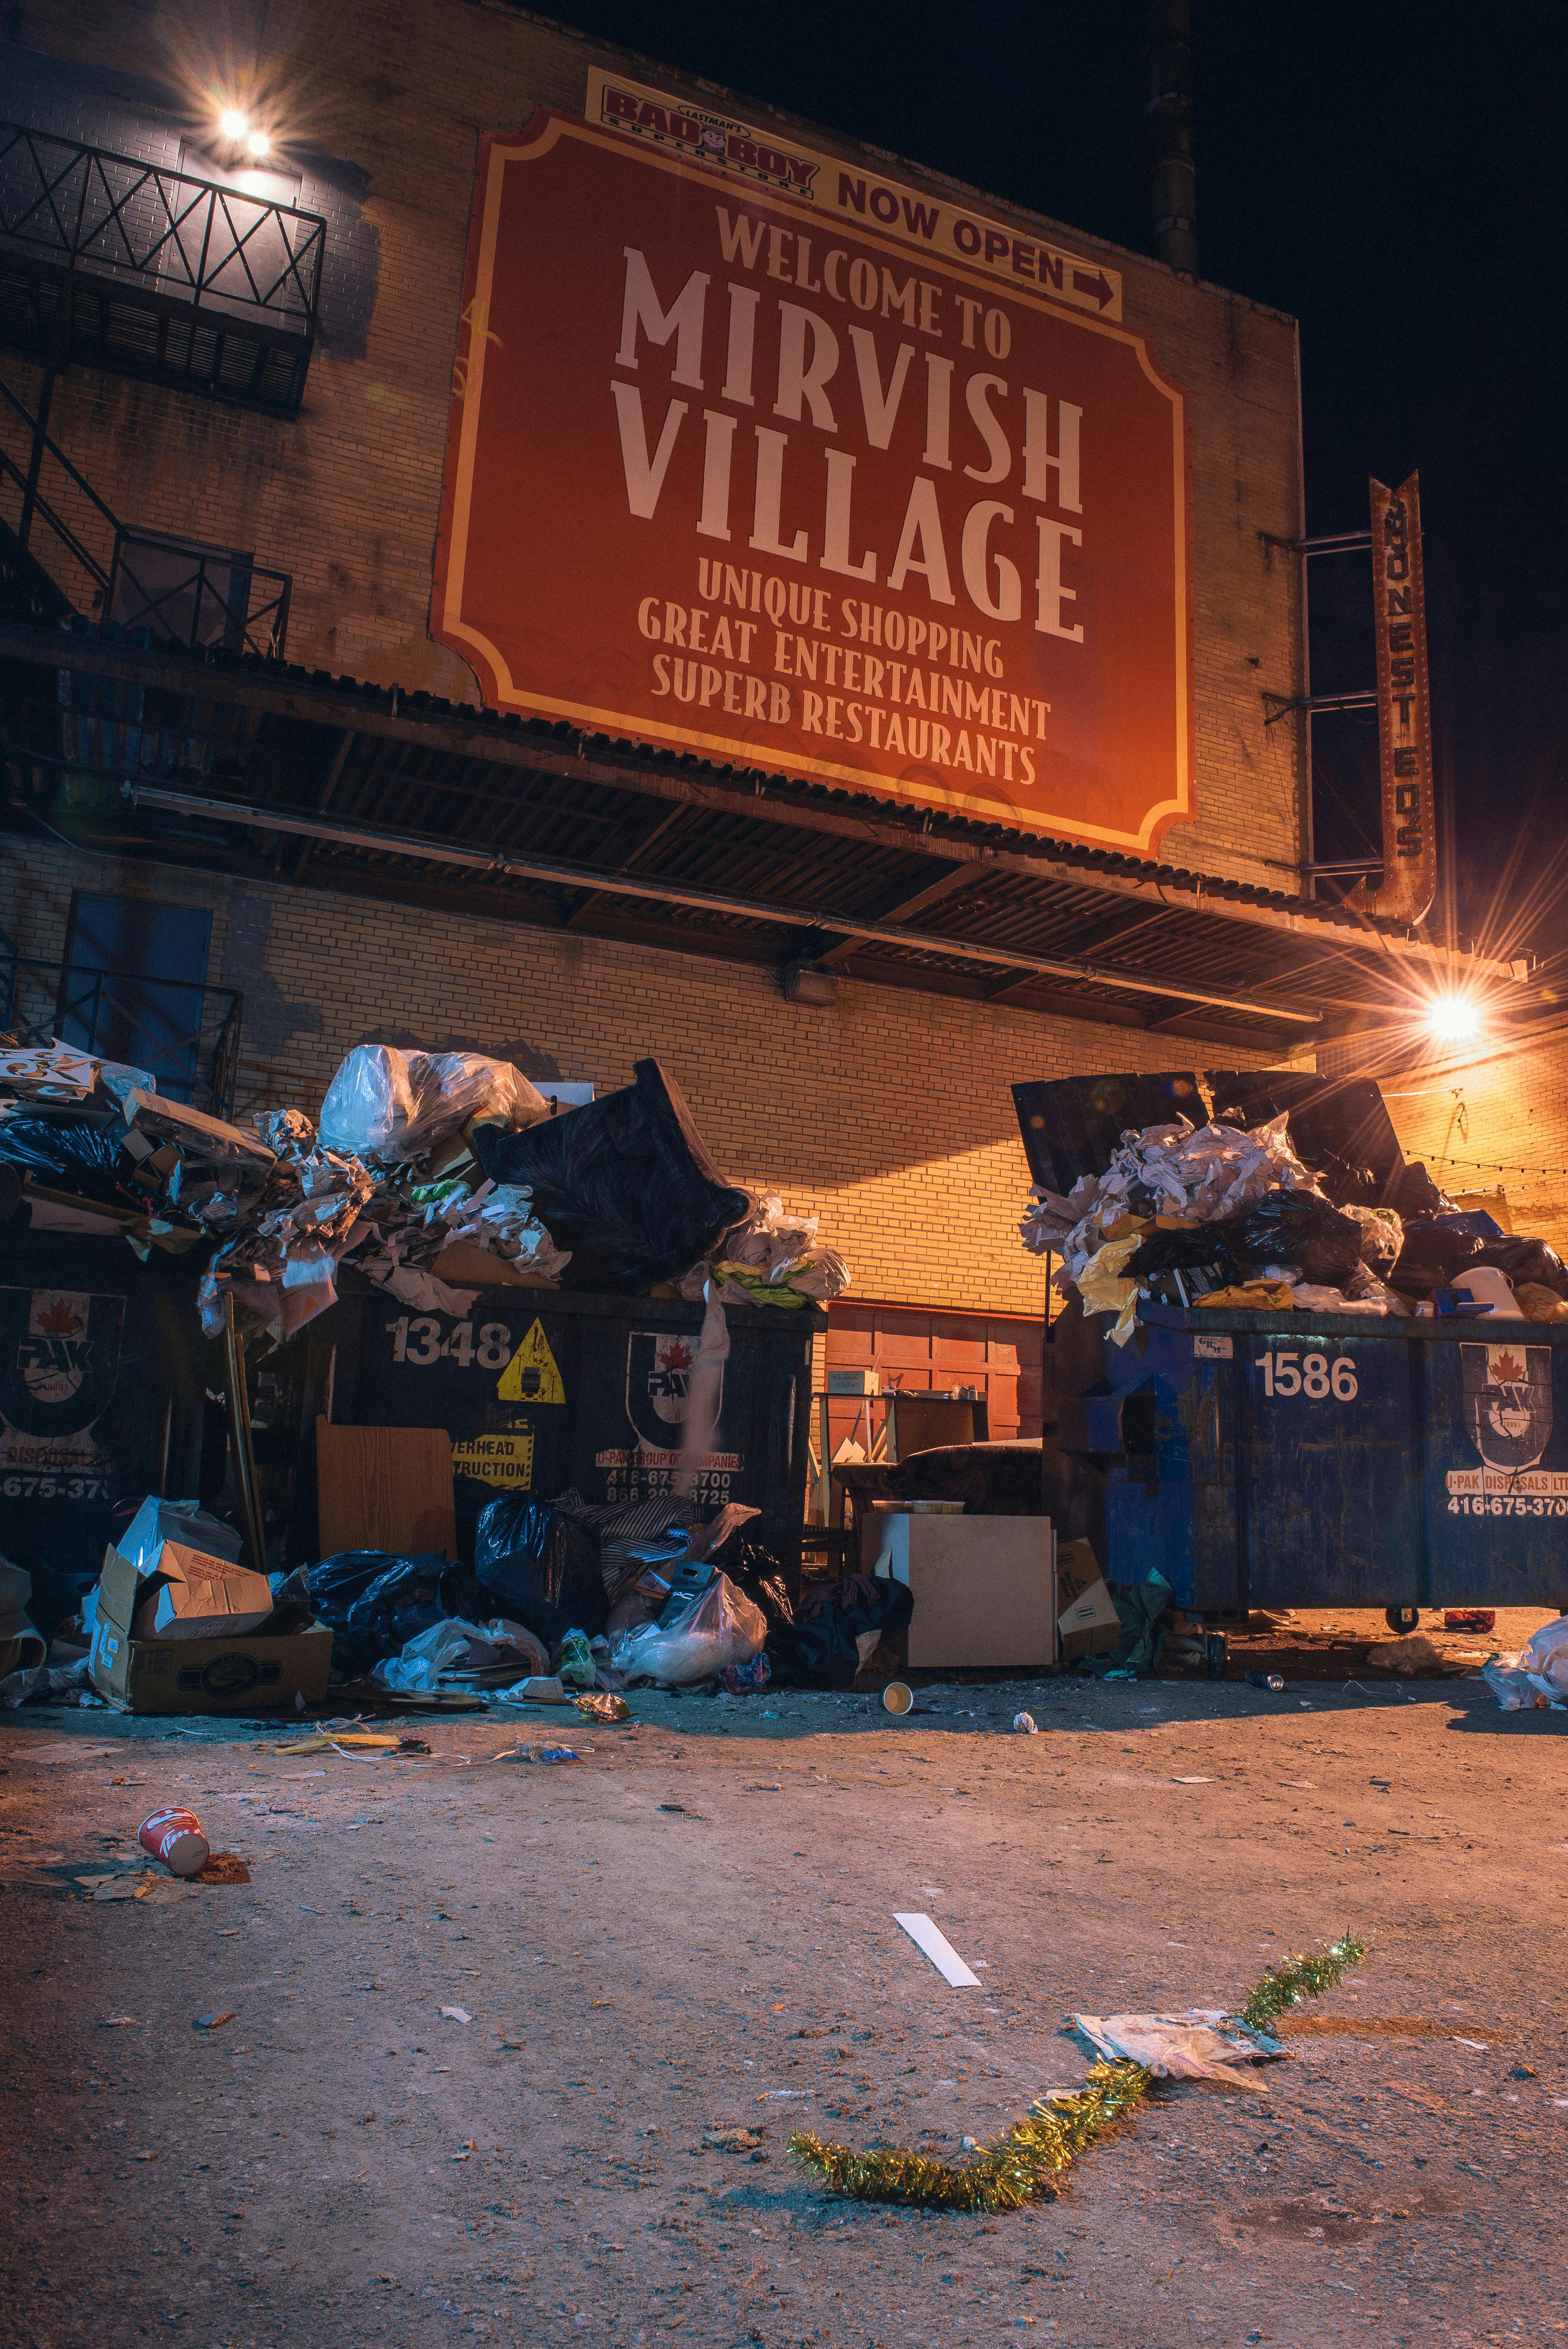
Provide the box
[0,1041,851,1337]
[298,1487,911,1702]
[1022,1108,1568,1343]
[1,1035,866,1711]
[2,1478,912,1710]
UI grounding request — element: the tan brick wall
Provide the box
[0,838,1302,1315]
[9,0,1305,889]
[1375,1042,1568,1264]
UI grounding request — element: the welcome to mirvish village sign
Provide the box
[433,95,1193,851]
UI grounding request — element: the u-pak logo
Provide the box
[624,1329,725,1452]
[0,1287,124,1437]
[1461,1343,1553,1472]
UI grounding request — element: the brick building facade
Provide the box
[9,0,1473,1451]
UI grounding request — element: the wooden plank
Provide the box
[315,1420,456,1559]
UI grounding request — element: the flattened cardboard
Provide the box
[431,1241,557,1289]
[872,1513,1055,1668]
[122,1088,275,1165]
[92,1544,332,1714]
[1056,1537,1122,1660]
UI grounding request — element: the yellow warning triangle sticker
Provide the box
[497,1317,565,1405]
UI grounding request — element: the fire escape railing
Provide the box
[0,929,245,1118]
[0,368,291,658]
[0,121,325,414]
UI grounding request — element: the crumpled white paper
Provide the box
[1022,1114,1315,1281]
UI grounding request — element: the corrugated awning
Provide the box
[0,617,1522,1053]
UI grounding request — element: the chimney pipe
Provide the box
[1146,0,1196,275]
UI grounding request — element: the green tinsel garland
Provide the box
[1238,1931,1368,2032]
[788,1930,1368,2214]
[788,2059,1152,2215]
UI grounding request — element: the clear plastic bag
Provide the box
[370,1615,548,1693]
[318,1045,549,1163]
[1343,1203,1403,1277]
[1518,1615,1568,1694]
[608,1571,767,1685]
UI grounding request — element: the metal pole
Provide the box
[222,1290,268,1573]
[1146,0,1197,274]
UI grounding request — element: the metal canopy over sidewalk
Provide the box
[0,617,1518,1053]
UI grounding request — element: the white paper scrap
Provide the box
[894,1912,981,1987]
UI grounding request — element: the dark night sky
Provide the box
[563,0,1568,958]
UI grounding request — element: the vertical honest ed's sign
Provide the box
[432,108,1194,849]
[1367,471,1437,925]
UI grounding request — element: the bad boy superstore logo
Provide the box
[1445,1342,1568,1518]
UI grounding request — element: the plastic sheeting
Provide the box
[1343,1203,1404,1278]
[305,1549,455,1679]
[318,1046,549,1164]
[1519,1614,1568,1693]
[0,1109,131,1205]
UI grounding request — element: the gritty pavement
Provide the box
[2,1662,1566,2349]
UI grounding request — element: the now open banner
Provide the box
[432,110,1193,849]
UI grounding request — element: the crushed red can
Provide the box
[139,1808,210,1878]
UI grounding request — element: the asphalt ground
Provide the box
[2,1662,1565,2349]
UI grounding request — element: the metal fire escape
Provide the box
[0,368,292,658]
[0,120,325,415]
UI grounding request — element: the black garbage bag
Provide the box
[258,1565,316,1639]
[471,1058,750,1292]
[1124,1225,1243,1283]
[0,1109,129,1205]
[472,1490,609,1643]
[726,1539,796,1629]
[1471,1235,1568,1299]
[1226,1189,1363,1288]
[1389,1221,1485,1298]
[1391,1160,1453,1221]
[765,1573,913,1688]
[306,1549,451,1678]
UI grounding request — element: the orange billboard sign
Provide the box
[432,111,1194,850]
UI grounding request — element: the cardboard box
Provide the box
[1056,1538,1123,1661]
[872,1513,1056,1668]
[91,1546,333,1715]
[131,1541,275,1642]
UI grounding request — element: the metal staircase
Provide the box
[0,366,291,656]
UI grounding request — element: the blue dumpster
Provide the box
[1048,1298,1568,1616]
